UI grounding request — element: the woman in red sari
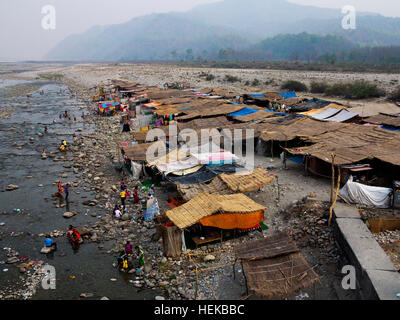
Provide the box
[133,186,140,204]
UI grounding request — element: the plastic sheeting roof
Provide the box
[324,109,359,122]
[229,107,259,117]
[278,91,297,99]
[312,108,342,120]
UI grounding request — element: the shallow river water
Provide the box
[0,78,158,300]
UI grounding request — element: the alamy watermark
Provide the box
[342,5,356,30]
[41,5,56,30]
[41,264,56,290]
[341,265,356,290]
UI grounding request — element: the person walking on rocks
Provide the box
[133,186,140,204]
[64,183,70,202]
[125,241,133,255]
[120,189,127,206]
[57,181,63,198]
[135,246,144,267]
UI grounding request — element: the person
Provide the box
[64,183,69,202]
[133,186,140,204]
[125,241,133,255]
[149,185,155,197]
[59,114,62,120]
[73,115,76,121]
[42,149,47,158]
[67,225,83,244]
[117,250,130,271]
[121,205,128,215]
[114,207,122,219]
[82,112,85,119]
[122,120,131,132]
[120,180,127,191]
[44,126,48,134]
[45,234,57,251]
[57,181,63,198]
[120,189,126,206]
[280,151,287,169]
[135,246,144,267]
[73,134,78,146]
[112,204,119,216]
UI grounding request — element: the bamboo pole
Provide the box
[195,266,199,300]
[189,262,237,274]
[330,154,336,204]
[329,169,341,227]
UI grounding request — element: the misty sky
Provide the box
[1,0,399,61]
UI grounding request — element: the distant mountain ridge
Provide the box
[45,0,400,61]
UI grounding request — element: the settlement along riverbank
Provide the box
[0,63,359,300]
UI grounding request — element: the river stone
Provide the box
[63,211,77,218]
[6,184,19,191]
[6,257,19,264]
[76,226,91,236]
[204,255,216,262]
[40,247,53,254]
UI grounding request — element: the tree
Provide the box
[185,49,194,61]
[170,50,178,61]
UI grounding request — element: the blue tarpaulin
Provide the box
[250,94,266,98]
[278,91,297,99]
[229,107,259,117]
[382,125,400,132]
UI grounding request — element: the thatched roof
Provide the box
[364,114,400,128]
[177,116,231,131]
[165,193,265,229]
[177,177,233,201]
[219,167,275,192]
[236,231,319,298]
[259,117,343,142]
[286,123,400,166]
[121,140,166,161]
[176,104,244,120]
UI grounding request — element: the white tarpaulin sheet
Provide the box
[131,161,143,180]
[339,177,392,208]
[155,156,200,174]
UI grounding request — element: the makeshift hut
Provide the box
[166,192,266,234]
[234,231,319,298]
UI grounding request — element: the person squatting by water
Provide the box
[67,225,83,245]
[45,234,57,251]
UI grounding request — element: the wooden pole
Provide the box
[330,154,336,204]
[329,168,341,227]
[195,266,199,300]
[276,176,280,202]
[271,141,274,159]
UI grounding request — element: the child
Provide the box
[45,235,57,251]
